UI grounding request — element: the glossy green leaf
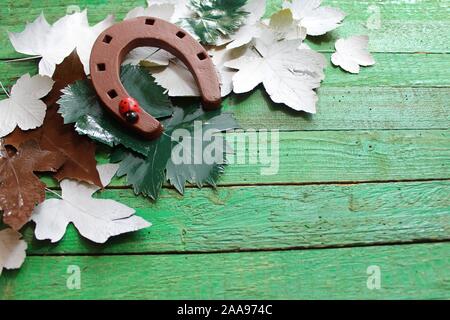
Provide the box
[182,0,249,44]
[58,65,174,154]
[112,103,240,200]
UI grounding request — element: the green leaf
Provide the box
[121,65,173,119]
[112,103,239,200]
[58,65,174,154]
[181,0,249,44]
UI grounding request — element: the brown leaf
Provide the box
[0,140,66,230]
[5,51,102,187]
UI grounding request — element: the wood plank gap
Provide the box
[25,238,450,258]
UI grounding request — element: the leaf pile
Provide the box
[59,65,239,200]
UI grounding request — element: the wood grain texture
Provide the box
[14,181,449,255]
[1,0,449,58]
[0,0,449,301]
[1,243,449,299]
[1,53,449,89]
[223,87,450,131]
[36,129,450,188]
[140,129,450,186]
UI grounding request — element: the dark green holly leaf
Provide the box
[112,103,239,199]
[182,0,249,44]
[58,65,174,154]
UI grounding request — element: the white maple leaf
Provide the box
[31,164,151,244]
[331,35,375,74]
[9,10,114,76]
[0,74,54,138]
[149,46,248,98]
[210,45,249,97]
[125,2,175,21]
[227,0,266,49]
[124,3,175,67]
[268,8,307,41]
[225,32,326,113]
[150,0,192,21]
[151,59,200,97]
[0,228,27,276]
[283,0,345,36]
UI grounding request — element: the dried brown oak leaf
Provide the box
[0,140,66,230]
[5,51,102,187]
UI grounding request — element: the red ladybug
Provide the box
[119,97,141,116]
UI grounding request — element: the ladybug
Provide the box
[119,97,141,116]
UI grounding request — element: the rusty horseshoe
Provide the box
[90,17,222,140]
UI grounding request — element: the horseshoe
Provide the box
[90,17,222,140]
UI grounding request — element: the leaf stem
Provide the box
[2,55,42,63]
[44,187,63,199]
[0,81,10,97]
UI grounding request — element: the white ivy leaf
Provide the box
[269,8,307,41]
[283,0,345,36]
[0,74,54,138]
[151,59,200,97]
[227,0,266,49]
[9,10,114,76]
[331,35,375,74]
[0,228,27,276]
[225,32,326,113]
[31,164,151,244]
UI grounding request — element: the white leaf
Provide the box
[123,47,174,67]
[269,8,307,41]
[31,164,151,244]
[0,228,27,276]
[331,35,375,74]
[227,0,266,49]
[283,0,345,36]
[210,46,249,97]
[0,74,54,137]
[151,59,200,97]
[226,32,326,113]
[125,2,175,21]
[123,2,180,67]
[9,10,114,76]
[150,0,192,21]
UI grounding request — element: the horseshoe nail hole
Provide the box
[107,89,118,99]
[145,18,155,25]
[97,63,106,71]
[176,31,186,39]
[103,35,113,44]
[197,52,207,61]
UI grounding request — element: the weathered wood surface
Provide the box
[18,181,450,255]
[1,243,449,299]
[0,0,449,300]
[0,0,449,56]
[1,53,449,88]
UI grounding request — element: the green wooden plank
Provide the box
[1,52,449,89]
[217,129,450,185]
[36,129,450,187]
[1,0,449,58]
[223,87,450,131]
[16,181,450,255]
[1,243,449,299]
